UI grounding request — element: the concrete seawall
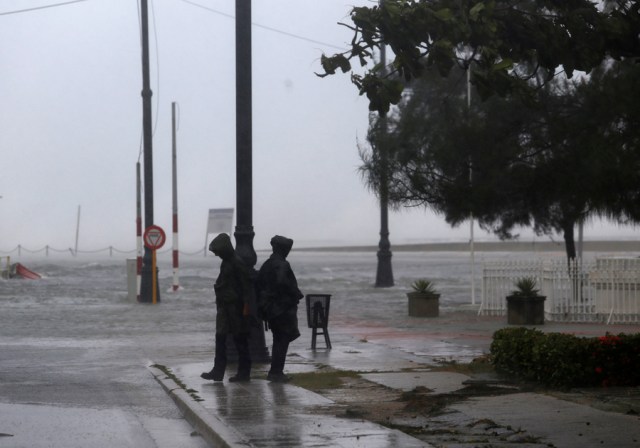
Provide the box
[296,239,640,253]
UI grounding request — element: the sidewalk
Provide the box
[150,309,640,447]
[149,359,428,448]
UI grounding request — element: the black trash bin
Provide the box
[305,294,332,350]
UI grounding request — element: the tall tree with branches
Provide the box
[360,58,640,262]
[333,0,640,260]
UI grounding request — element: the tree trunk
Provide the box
[562,220,580,303]
[562,221,576,262]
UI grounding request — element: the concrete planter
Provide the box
[506,295,546,325]
[407,292,440,317]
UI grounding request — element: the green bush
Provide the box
[491,328,640,388]
[491,327,543,378]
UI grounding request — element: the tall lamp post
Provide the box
[375,24,394,288]
[235,0,269,361]
[139,0,159,303]
[234,0,256,268]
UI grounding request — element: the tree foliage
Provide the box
[319,0,640,114]
[334,0,640,260]
[360,59,640,260]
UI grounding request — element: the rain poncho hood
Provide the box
[209,233,235,260]
[270,235,293,258]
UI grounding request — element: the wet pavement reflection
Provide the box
[173,363,429,447]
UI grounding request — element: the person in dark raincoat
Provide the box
[256,235,303,382]
[201,233,253,382]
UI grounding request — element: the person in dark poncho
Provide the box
[257,235,303,383]
[201,233,253,382]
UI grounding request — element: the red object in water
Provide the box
[14,263,41,280]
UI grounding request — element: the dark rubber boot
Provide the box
[231,333,251,381]
[268,331,289,377]
[201,333,227,381]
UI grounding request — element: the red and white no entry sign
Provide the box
[144,225,166,250]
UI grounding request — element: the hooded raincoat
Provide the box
[256,235,303,342]
[210,233,252,336]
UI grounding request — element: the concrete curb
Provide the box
[148,365,252,448]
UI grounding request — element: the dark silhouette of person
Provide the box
[257,235,303,382]
[201,233,252,382]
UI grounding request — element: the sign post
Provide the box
[204,208,234,256]
[143,225,166,304]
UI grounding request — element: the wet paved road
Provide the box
[0,270,216,447]
[1,255,639,447]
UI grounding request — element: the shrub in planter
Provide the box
[407,279,440,317]
[506,277,546,325]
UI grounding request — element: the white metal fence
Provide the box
[481,257,640,324]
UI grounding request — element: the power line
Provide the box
[0,0,89,16]
[181,0,233,19]
[180,0,346,51]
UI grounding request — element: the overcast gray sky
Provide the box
[0,0,636,253]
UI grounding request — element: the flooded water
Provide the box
[0,250,573,340]
[0,249,632,448]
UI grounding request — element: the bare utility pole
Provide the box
[234,0,256,268]
[234,0,269,361]
[171,102,180,292]
[139,0,159,303]
[74,205,81,256]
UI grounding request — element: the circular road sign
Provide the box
[143,225,167,250]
